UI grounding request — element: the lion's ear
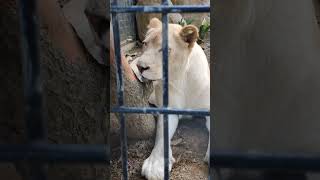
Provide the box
[148,18,162,29]
[179,25,199,48]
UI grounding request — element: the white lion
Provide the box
[135,18,210,180]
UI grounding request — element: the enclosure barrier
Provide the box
[0,0,109,180]
[0,0,319,180]
[111,0,210,179]
[111,1,320,180]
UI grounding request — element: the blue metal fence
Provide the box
[111,0,210,179]
[111,1,320,180]
[1,0,320,180]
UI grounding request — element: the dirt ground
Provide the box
[111,117,209,180]
[111,31,211,179]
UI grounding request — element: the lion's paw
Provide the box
[141,153,175,180]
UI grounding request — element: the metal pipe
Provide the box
[0,144,109,163]
[112,107,210,116]
[111,0,128,179]
[18,0,47,179]
[211,151,320,171]
[161,1,169,177]
[111,5,210,13]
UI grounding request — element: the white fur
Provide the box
[137,20,210,180]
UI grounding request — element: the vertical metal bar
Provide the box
[162,0,169,179]
[162,0,169,108]
[118,113,128,180]
[209,6,213,179]
[18,0,47,180]
[18,0,45,143]
[111,0,128,179]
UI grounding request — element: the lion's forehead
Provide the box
[144,24,182,45]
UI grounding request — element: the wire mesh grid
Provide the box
[2,1,320,180]
[111,0,210,179]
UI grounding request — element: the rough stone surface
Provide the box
[135,0,182,41]
[135,0,162,41]
[109,9,156,140]
[110,64,156,141]
[0,0,109,179]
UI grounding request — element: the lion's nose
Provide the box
[137,64,150,74]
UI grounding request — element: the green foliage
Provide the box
[197,18,210,44]
[178,18,194,26]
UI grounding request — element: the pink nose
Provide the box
[137,64,150,74]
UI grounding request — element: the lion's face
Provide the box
[136,18,199,81]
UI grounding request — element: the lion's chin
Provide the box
[142,77,162,83]
[141,74,162,82]
[141,76,153,82]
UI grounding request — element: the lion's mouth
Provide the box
[141,76,152,82]
[141,75,161,82]
[130,60,161,82]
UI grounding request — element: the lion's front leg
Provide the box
[141,114,179,180]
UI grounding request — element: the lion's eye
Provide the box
[158,48,172,53]
[142,42,147,47]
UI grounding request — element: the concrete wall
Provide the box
[116,0,137,42]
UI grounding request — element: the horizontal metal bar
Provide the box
[211,151,320,171]
[112,106,210,116]
[0,144,109,163]
[111,5,210,13]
